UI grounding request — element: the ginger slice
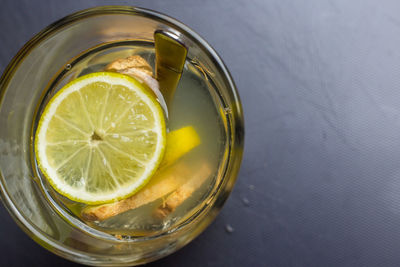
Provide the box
[119,67,160,93]
[82,162,191,221]
[106,55,167,111]
[105,55,153,76]
[82,56,205,222]
[81,126,201,222]
[154,163,212,219]
[105,55,158,90]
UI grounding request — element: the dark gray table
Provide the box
[2,0,400,266]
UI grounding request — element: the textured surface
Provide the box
[2,0,400,266]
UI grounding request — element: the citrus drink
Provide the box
[33,41,227,238]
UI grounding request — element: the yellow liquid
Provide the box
[34,41,228,238]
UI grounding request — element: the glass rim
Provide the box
[0,5,244,262]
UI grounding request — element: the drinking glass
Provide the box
[0,6,244,266]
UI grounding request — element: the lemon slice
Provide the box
[160,126,200,169]
[35,72,166,204]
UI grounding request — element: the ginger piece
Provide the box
[82,162,191,221]
[105,55,166,109]
[105,55,153,76]
[82,55,201,222]
[81,125,201,221]
[154,163,212,219]
[81,123,200,221]
[119,67,160,94]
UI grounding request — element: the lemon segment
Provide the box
[35,72,166,204]
[160,126,201,169]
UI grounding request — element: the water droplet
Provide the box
[225,224,234,233]
[242,197,250,206]
[249,184,255,190]
[65,64,72,70]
